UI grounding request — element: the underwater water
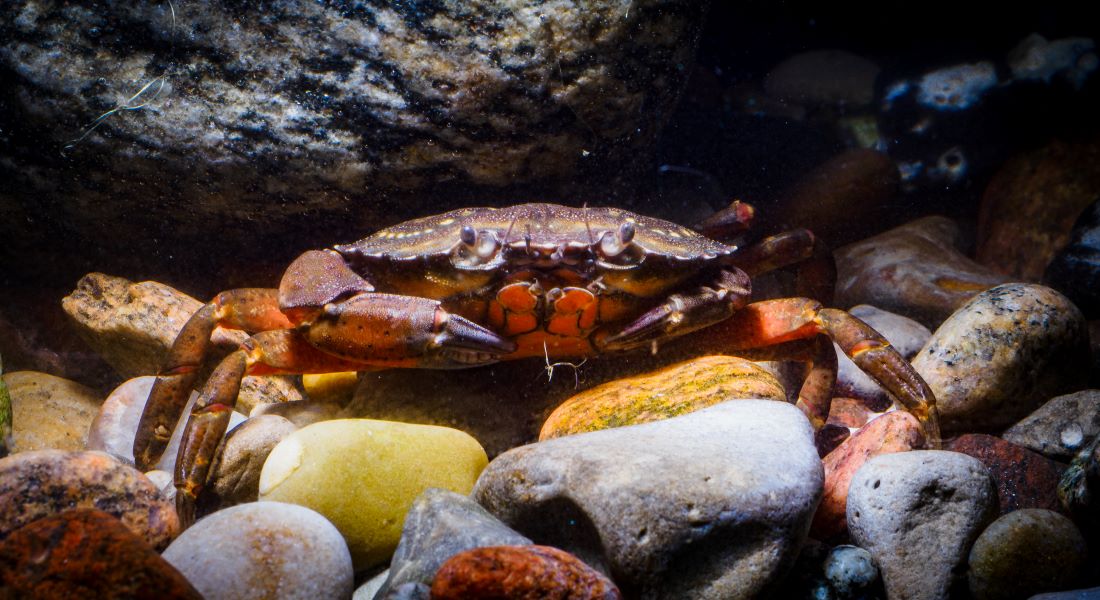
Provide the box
[1,1,1098,598]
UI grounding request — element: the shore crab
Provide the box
[133,203,941,521]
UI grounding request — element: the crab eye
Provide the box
[460,225,477,246]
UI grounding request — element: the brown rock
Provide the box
[835,216,1010,329]
[2,370,100,452]
[977,138,1100,281]
[0,450,178,550]
[62,272,302,412]
[0,509,201,600]
[767,148,900,248]
[812,411,925,540]
[430,545,622,600]
[540,355,787,441]
[948,434,1068,515]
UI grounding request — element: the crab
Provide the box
[133,203,941,522]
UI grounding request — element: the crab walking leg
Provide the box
[699,298,942,447]
[134,289,294,471]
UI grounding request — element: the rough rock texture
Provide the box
[208,414,298,506]
[835,216,1010,328]
[948,433,1068,515]
[540,355,787,440]
[162,501,354,600]
[0,449,179,550]
[977,138,1100,281]
[847,450,998,600]
[430,545,622,599]
[0,0,708,274]
[0,509,202,600]
[376,488,532,598]
[1003,390,1100,460]
[2,370,100,452]
[258,418,488,570]
[834,304,931,408]
[913,283,1090,433]
[967,509,1088,600]
[63,272,303,413]
[811,411,925,539]
[474,400,824,599]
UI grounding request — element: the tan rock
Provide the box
[835,216,1010,328]
[2,371,100,452]
[209,415,298,506]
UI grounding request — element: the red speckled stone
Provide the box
[430,545,622,600]
[811,411,925,540]
[0,450,179,550]
[948,434,1068,515]
[0,509,201,600]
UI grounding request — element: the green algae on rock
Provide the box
[258,419,488,570]
[0,354,11,458]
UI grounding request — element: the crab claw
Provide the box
[303,293,514,369]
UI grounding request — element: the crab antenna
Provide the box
[524,224,533,255]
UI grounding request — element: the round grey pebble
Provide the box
[163,501,353,600]
[824,545,879,598]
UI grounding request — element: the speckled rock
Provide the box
[824,545,881,599]
[2,370,100,452]
[812,411,925,540]
[0,450,179,550]
[86,375,245,472]
[1,0,707,275]
[475,400,823,599]
[913,283,1090,433]
[1004,390,1100,460]
[977,138,1100,281]
[1058,435,1100,531]
[209,415,298,506]
[430,545,622,599]
[540,355,787,440]
[834,305,932,408]
[948,433,1067,514]
[62,273,303,414]
[258,419,488,570]
[0,509,201,600]
[162,501,353,599]
[835,216,1010,328]
[376,488,531,598]
[847,450,998,600]
[968,509,1088,600]
[1045,197,1100,319]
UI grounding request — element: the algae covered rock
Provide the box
[258,419,488,570]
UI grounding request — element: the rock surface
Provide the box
[1045,197,1100,319]
[258,418,488,570]
[2,370,100,452]
[1003,390,1100,460]
[376,488,531,598]
[913,283,1090,433]
[0,509,201,600]
[430,545,622,600]
[812,411,925,539]
[834,305,932,408]
[0,449,179,550]
[977,138,1100,281]
[949,433,1068,514]
[475,400,823,599]
[540,355,787,440]
[162,501,353,600]
[823,545,881,599]
[847,450,998,600]
[968,509,1088,600]
[1,0,707,275]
